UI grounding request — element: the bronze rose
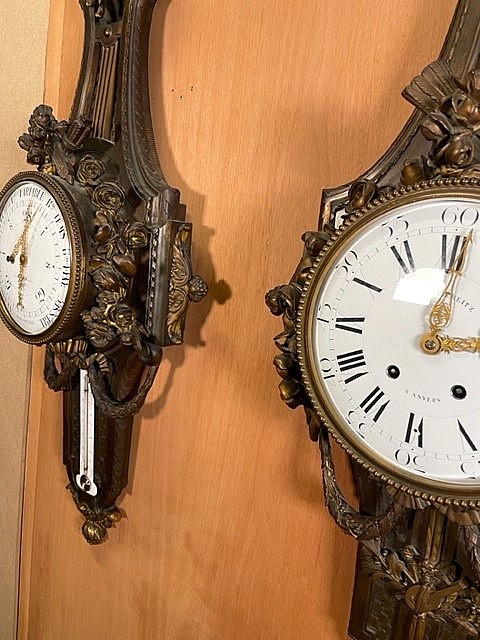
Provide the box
[108,303,136,330]
[453,94,480,128]
[443,132,476,168]
[77,155,105,186]
[92,181,125,211]
[124,221,149,249]
[108,303,149,350]
[28,104,56,143]
[18,105,58,165]
[82,313,116,349]
[265,284,299,321]
[24,146,47,166]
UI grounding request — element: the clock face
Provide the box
[299,187,480,497]
[0,174,83,343]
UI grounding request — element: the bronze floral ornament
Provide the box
[403,64,480,175]
[18,104,91,182]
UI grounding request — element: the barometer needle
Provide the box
[7,199,35,264]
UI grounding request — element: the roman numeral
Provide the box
[441,234,461,271]
[360,386,390,422]
[352,277,382,293]
[337,349,368,384]
[335,316,365,334]
[405,413,424,448]
[390,240,415,273]
[458,420,477,452]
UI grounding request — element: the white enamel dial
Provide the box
[0,179,72,337]
[303,192,480,492]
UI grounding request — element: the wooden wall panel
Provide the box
[18,1,457,639]
[0,3,49,639]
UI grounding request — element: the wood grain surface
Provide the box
[18,1,457,639]
[0,3,49,639]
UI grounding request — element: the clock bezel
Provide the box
[296,178,480,505]
[0,171,86,345]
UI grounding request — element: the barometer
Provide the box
[0,0,207,544]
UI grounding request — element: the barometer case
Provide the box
[0,0,207,544]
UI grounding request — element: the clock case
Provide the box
[266,2,480,638]
[13,0,206,544]
[298,181,480,504]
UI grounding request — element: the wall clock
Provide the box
[267,1,480,637]
[0,0,207,544]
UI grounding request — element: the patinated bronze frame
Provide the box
[266,1,480,637]
[14,0,207,543]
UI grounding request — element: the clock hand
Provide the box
[428,230,473,332]
[421,333,480,355]
[419,230,473,353]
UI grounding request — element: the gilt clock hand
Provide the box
[420,230,474,353]
[421,333,480,355]
[429,230,473,331]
